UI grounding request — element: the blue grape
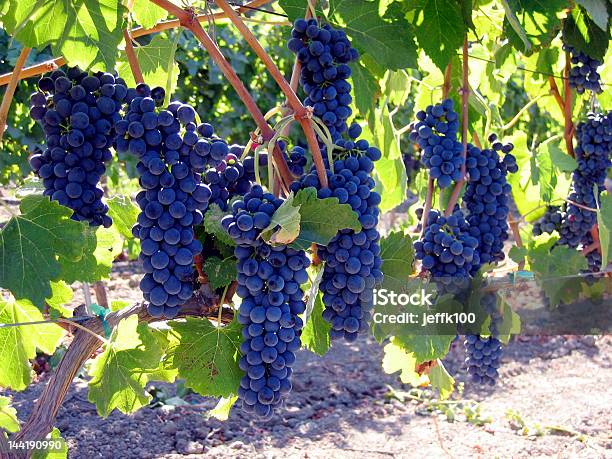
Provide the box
[463,137,517,266]
[227,185,310,418]
[558,112,611,249]
[564,45,603,94]
[124,83,213,319]
[408,99,463,189]
[288,19,358,141]
[29,67,127,227]
[290,135,384,342]
[464,334,502,386]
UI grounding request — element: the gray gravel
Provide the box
[8,334,611,458]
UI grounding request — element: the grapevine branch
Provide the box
[147,0,294,188]
[445,38,470,217]
[0,47,31,143]
[122,29,144,84]
[0,0,271,88]
[214,0,329,188]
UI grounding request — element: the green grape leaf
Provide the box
[88,318,172,417]
[107,195,140,240]
[350,61,381,118]
[366,104,407,212]
[597,191,612,268]
[429,361,455,399]
[289,188,361,251]
[261,193,301,246]
[502,0,569,54]
[0,397,20,433]
[2,0,126,71]
[204,204,235,247]
[117,35,180,93]
[60,225,123,284]
[300,291,331,356]
[372,280,458,363]
[31,427,68,459]
[0,296,65,390]
[278,0,325,22]
[207,395,238,421]
[412,0,466,71]
[508,246,528,265]
[131,0,167,29]
[166,317,243,397]
[563,5,610,61]
[528,235,588,306]
[535,141,557,203]
[382,338,421,386]
[47,281,74,318]
[393,329,456,364]
[576,0,609,31]
[202,256,237,290]
[493,298,522,344]
[549,142,578,172]
[0,196,86,308]
[330,0,418,70]
[380,231,415,292]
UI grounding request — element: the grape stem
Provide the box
[508,219,525,270]
[582,225,601,256]
[214,0,329,189]
[547,75,565,112]
[444,37,470,217]
[472,130,482,149]
[420,178,434,236]
[500,93,550,133]
[442,62,452,99]
[0,46,31,143]
[282,1,315,137]
[148,0,294,188]
[122,29,144,84]
[562,51,575,158]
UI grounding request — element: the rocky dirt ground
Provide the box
[6,266,611,459]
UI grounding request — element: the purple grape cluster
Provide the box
[222,185,310,418]
[288,18,358,141]
[533,206,564,236]
[559,112,611,248]
[463,135,518,266]
[408,99,464,188]
[464,334,503,385]
[29,67,128,227]
[291,125,384,341]
[119,84,215,318]
[414,209,480,289]
[564,45,603,94]
[203,152,252,211]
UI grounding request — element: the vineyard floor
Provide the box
[7,263,611,459]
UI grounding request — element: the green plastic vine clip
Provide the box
[90,303,112,339]
[509,271,535,285]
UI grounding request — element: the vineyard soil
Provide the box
[7,264,610,459]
